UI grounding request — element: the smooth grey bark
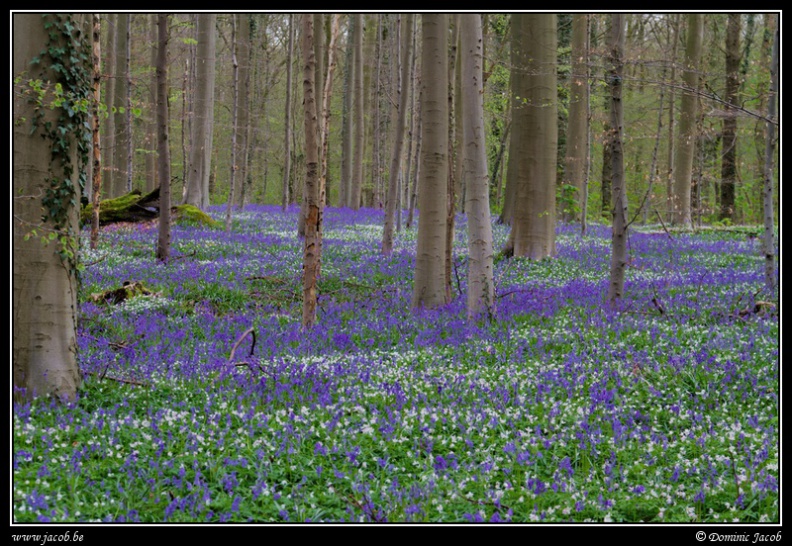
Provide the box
[460,14,495,320]
[671,14,703,228]
[156,14,172,262]
[282,14,294,211]
[350,14,365,209]
[382,14,413,255]
[13,13,86,402]
[102,14,117,198]
[563,14,589,224]
[184,14,217,209]
[340,15,354,207]
[762,18,778,293]
[112,13,130,198]
[412,14,448,310]
[225,16,240,231]
[233,14,252,209]
[145,14,158,192]
[505,14,558,259]
[607,14,627,306]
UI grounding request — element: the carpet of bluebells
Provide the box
[13,205,779,523]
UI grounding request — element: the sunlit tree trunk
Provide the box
[301,14,322,328]
[461,14,495,320]
[156,14,172,262]
[607,14,627,307]
[671,14,703,229]
[412,14,448,310]
[184,14,216,209]
[382,14,413,255]
[13,13,87,402]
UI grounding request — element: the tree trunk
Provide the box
[156,14,171,262]
[112,13,130,198]
[671,14,703,228]
[145,15,158,193]
[102,14,117,198]
[445,15,460,302]
[563,14,589,223]
[13,13,88,402]
[406,92,422,229]
[282,14,294,211]
[340,15,354,207]
[719,14,740,222]
[412,14,448,310]
[607,14,627,307]
[225,16,240,231]
[350,14,365,210]
[234,14,252,209]
[461,14,495,320]
[320,15,341,210]
[762,18,778,293]
[91,14,102,250]
[184,14,217,209]
[301,14,322,328]
[382,14,413,255]
[506,14,557,260]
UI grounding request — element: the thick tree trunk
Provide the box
[461,14,495,320]
[301,14,322,328]
[13,14,87,402]
[382,14,413,255]
[156,14,171,262]
[184,14,217,209]
[412,14,448,310]
[507,14,557,260]
[671,14,703,228]
[607,14,627,307]
[719,14,740,221]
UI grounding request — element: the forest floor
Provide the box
[12,205,779,524]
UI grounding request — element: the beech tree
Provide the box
[460,13,495,319]
[184,14,217,209]
[762,17,778,292]
[719,14,740,222]
[563,14,589,224]
[156,14,172,262]
[13,13,90,402]
[412,14,449,310]
[671,14,703,228]
[503,13,557,259]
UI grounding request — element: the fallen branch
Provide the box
[86,371,150,387]
[228,327,256,363]
[653,208,674,241]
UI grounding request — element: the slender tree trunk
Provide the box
[412,14,448,310]
[563,14,589,223]
[719,14,740,221]
[497,55,516,227]
[607,14,627,307]
[113,13,130,197]
[492,120,510,210]
[234,14,251,209]
[370,15,383,208]
[665,14,680,219]
[403,15,419,226]
[156,14,171,263]
[301,14,322,328]
[506,14,557,260]
[282,14,294,211]
[461,14,495,320]
[125,14,132,193]
[445,15,460,302]
[340,15,354,207]
[382,14,413,255]
[13,14,87,402]
[103,14,117,198]
[671,14,703,228]
[145,15,158,192]
[350,14,365,209]
[184,14,217,209]
[225,16,239,231]
[91,14,102,250]
[320,15,341,209]
[406,93,422,229]
[762,18,778,293]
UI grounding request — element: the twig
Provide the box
[86,371,150,387]
[452,256,466,298]
[169,249,197,262]
[228,327,256,362]
[653,208,674,241]
[82,253,109,267]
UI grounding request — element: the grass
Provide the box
[12,204,779,524]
